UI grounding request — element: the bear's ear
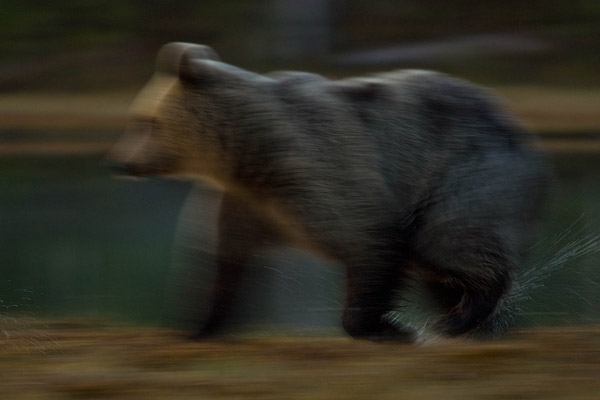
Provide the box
[156,42,220,75]
[178,57,271,87]
[332,78,383,101]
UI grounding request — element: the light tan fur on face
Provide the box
[129,74,178,118]
[110,73,228,185]
[109,74,179,171]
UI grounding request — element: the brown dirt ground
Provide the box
[1,321,598,400]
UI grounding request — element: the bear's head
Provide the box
[107,42,273,186]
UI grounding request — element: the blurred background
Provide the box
[1,0,599,333]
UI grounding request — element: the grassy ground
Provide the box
[1,321,598,400]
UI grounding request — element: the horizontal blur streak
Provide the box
[336,33,551,65]
[2,90,600,156]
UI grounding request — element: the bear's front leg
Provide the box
[194,193,280,338]
[342,262,414,342]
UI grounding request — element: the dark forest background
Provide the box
[1,0,599,91]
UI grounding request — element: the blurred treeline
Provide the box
[1,0,600,92]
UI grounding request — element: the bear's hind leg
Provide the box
[421,264,510,336]
[412,221,516,337]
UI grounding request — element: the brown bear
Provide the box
[108,42,549,341]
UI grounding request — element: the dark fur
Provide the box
[109,43,549,341]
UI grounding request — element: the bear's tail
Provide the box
[388,219,600,341]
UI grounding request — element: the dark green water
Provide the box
[1,152,598,330]
[0,154,190,324]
